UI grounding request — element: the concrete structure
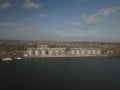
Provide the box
[70,48,101,56]
[48,48,66,56]
[24,45,101,57]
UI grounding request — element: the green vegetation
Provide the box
[0,41,27,58]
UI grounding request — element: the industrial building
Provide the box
[24,45,101,57]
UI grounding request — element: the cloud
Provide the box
[84,15,100,25]
[84,7,120,25]
[0,2,11,8]
[24,17,32,21]
[0,23,19,27]
[71,22,82,27]
[100,7,120,17]
[39,13,48,18]
[63,7,120,30]
[80,14,87,18]
[19,27,37,33]
[110,20,120,27]
[64,22,83,29]
[65,22,81,26]
[23,0,42,9]
[0,27,64,40]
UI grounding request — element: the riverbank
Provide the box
[24,55,109,58]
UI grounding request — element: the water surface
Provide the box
[0,57,120,90]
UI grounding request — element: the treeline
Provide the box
[0,40,120,58]
[0,42,26,51]
[0,41,27,58]
[108,49,120,57]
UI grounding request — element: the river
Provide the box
[0,57,120,90]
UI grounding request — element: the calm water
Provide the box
[0,57,120,90]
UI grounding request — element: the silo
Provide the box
[71,49,75,55]
[76,50,80,55]
[35,50,39,56]
[41,49,47,56]
[28,49,32,56]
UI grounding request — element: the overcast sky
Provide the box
[0,0,120,42]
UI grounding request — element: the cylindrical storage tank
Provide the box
[49,50,52,55]
[56,49,59,55]
[41,49,45,55]
[71,50,75,55]
[97,50,101,55]
[35,50,39,56]
[32,50,34,56]
[87,50,91,55]
[82,50,85,55]
[61,49,65,55]
[92,50,96,55]
[41,49,47,55]
[79,50,82,55]
[76,50,79,55]
[28,50,32,56]
[39,50,41,55]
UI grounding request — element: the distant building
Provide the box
[24,45,102,57]
[70,48,101,56]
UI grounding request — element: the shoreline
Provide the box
[1,55,120,60]
[24,55,109,58]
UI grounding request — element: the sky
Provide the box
[0,0,120,42]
